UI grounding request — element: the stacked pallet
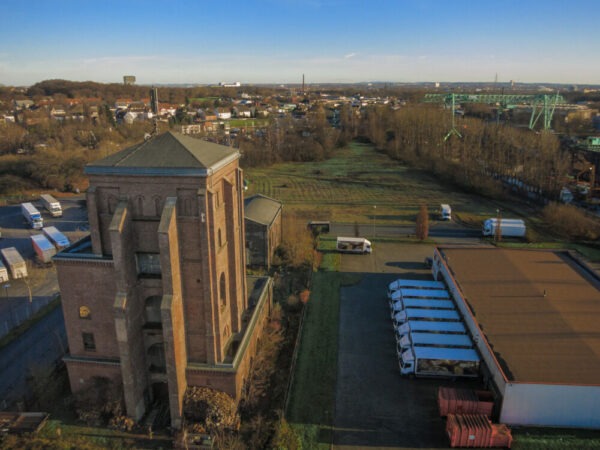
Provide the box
[446,414,512,448]
[438,387,494,417]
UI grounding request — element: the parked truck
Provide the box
[1,247,28,278]
[387,279,445,297]
[440,204,452,220]
[21,202,43,229]
[397,332,474,354]
[482,218,526,238]
[396,320,467,341]
[393,308,461,329]
[40,194,62,217]
[336,236,372,254]
[389,288,450,304]
[399,346,480,378]
[31,234,57,263]
[43,226,70,250]
[390,298,456,318]
[0,260,9,283]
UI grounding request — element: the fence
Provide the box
[0,295,57,340]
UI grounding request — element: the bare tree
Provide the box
[415,205,429,240]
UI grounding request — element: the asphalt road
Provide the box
[0,305,66,409]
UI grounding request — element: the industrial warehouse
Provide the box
[433,246,600,429]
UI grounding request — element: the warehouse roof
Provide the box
[85,131,239,176]
[440,247,600,385]
[244,194,282,226]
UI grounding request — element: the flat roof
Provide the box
[440,247,600,385]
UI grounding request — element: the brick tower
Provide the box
[55,132,272,428]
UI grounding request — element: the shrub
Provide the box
[542,202,600,241]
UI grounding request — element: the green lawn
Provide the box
[285,237,359,448]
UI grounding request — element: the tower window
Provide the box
[136,253,161,276]
[220,272,227,307]
[82,332,96,351]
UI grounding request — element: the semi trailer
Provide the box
[31,234,57,263]
[387,279,445,297]
[396,320,467,339]
[393,308,461,329]
[390,298,456,318]
[1,247,28,279]
[397,332,474,354]
[389,288,451,304]
[399,346,480,378]
[336,236,372,254]
[43,226,70,250]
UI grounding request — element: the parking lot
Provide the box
[333,242,481,449]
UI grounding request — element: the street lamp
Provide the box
[373,205,377,238]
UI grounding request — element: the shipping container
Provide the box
[438,387,494,417]
[446,414,512,448]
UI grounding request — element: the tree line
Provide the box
[355,104,569,201]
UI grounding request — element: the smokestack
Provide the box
[302,74,305,95]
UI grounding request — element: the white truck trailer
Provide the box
[336,237,372,254]
[387,279,445,297]
[40,194,62,217]
[389,288,450,304]
[390,298,456,318]
[399,346,480,379]
[1,247,28,278]
[396,320,467,343]
[397,332,474,354]
[31,234,57,263]
[482,218,526,238]
[21,202,43,229]
[393,308,461,329]
[43,226,70,250]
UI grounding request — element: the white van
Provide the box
[440,204,452,221]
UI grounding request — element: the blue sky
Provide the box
[1,0,598,86]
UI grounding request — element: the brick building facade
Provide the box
[54,132,272,428]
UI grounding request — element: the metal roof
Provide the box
[440,247,600,385]
[244,194,282,226]
[85,131,239,176]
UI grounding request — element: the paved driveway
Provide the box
[333,243,475,449]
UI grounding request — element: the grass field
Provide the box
[245,142,507,225]
[285,238,359,448]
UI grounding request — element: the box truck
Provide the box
[31,234,57,263]
[440,204,452,220]
[1,247,28,278]
[393,308,461,329]
[0,260,9,283]
[336,236,372,254]
[396,320,467,339]
[397,332,474,354]
[21,202,43,229]
[387,279,445,297]
[40,194,62,217]
[43,226,70,250]
[399,346,480,378]
[482,218,526,238]
[390,298,456,318]
[389,288,450,304]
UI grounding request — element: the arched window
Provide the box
[154,196,162,216]
[220,272,226,307]
[148,343,166,373]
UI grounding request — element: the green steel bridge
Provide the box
[423,92,567,138]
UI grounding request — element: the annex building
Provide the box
[54,131,272,428]
[433,246,600,428]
